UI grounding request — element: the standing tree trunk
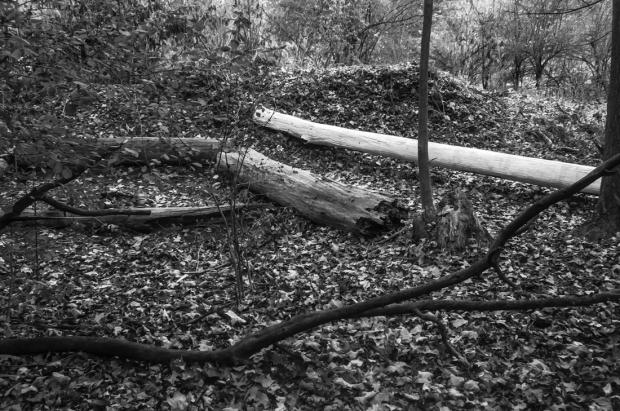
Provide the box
[417,0,436,219]
[597,0,620,235]
[513,57,523,90]
[534,57,544,88]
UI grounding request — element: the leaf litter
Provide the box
[0,63,618,410]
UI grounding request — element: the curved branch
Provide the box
[354,291,620,317]
[487,153,620,259]
[491,260,517,288]
[1,144,122,231]
[1,154,619,363]
[0,292,617,364]
[0,166,87,231]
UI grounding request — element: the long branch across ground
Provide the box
[1,153,618,364]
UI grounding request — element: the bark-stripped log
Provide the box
[253,107,600,195]
[217,149,405,235]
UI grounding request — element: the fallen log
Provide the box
[217,149,405,235]
[13,137,222,168]
[10,205,256,229]
[253,107,600,195]
[11,137,404,235]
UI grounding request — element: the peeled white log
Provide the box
[253,107,599,195]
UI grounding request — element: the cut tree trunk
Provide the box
[217,149,405,235]
[11,138,404,235]
[253,107,600,195]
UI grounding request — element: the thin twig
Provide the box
[37,196,151,216]
[413,309,470,367]
[492,260,517,289]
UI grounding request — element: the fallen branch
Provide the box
[355,291,620,317]
[1,145,123,230]
[1,153,619,363]
[12,202,262,229]
[0,292,618,364]
[37,196,151,216]
[14,137,405,234]
[0,166,87,231]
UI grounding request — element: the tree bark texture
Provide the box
[217,149,405,235]
[598,0,620,233]
[417,0,436,218]
[253,107,600,195]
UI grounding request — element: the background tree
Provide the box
[433,0,506,89]
[574,0,613,93]
[468,2,503,89]
[501,0,529,89]
[431,0,610,95]
[269,0,421,66]
[519,0,574,88]
[433,0,487,84]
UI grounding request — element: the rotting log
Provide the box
[14,137,223,168]
[11,137,404,235]
[217,149,405,235]
[253,106,600,195]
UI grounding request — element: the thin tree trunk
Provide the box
[417,0,435,219]
[534,58,544,88]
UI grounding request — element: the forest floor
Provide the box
[0,63,618,410]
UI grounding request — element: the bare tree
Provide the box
[576,0,612,92]
[521,0,575,88]
[503,0,529,89]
